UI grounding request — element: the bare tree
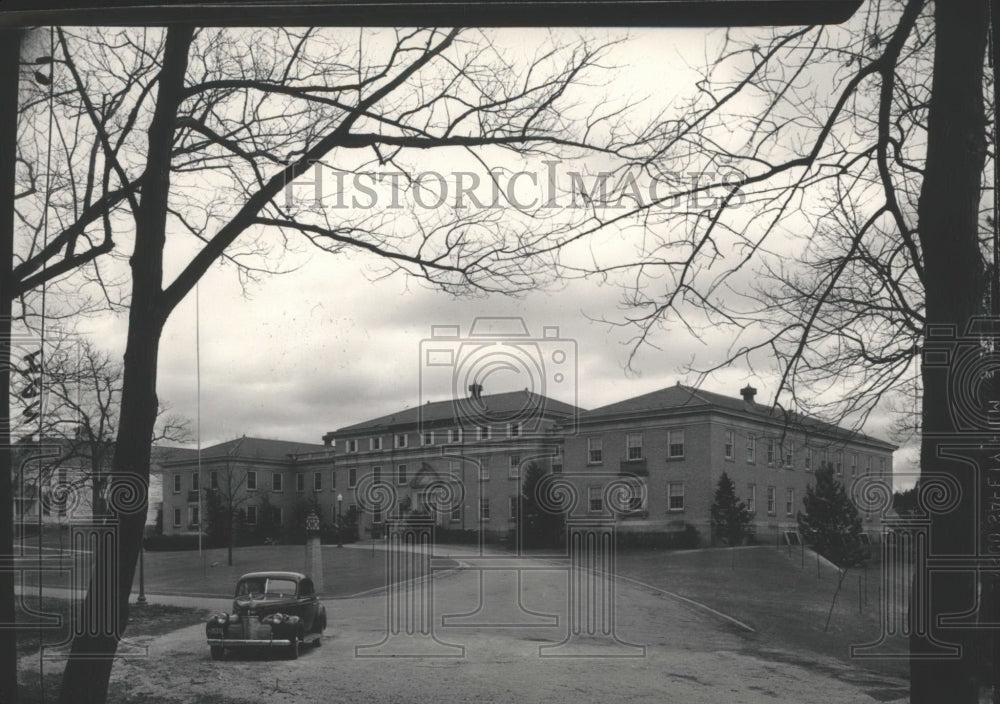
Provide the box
[15,26,674,703]
[202,437,250,567]
[566,2,989,701]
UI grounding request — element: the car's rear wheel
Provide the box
[210,646,225,661]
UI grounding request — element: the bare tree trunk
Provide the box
[912,2,989,702]
[0,28,23,704]
[57,25,194,704]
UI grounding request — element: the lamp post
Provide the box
[337,494,343,547]
[137,539,146,605]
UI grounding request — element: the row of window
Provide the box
[173,469,330,494]
[584,428,887,475]
[341,423,526,453]
[744,483,796,516]
[172,503,291,529]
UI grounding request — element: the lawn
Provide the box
[613,544,910,683]
[17,542,456,598]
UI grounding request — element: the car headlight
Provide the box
[261,613,300,626]
[209,613,230,624]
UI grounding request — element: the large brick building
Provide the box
[159,383,895,546]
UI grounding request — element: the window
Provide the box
[272,472,283,492]
[508,422,522,438]
[477,425,491,441]
[552,449,563,473]
[588,486,603,513]
[451,505,461,522]
[746,434,756,464]
[245,505,258,525]
[805,448,813,471]
[588,436,603,464]
[627,432,643,460]
[422,432,434,446]
[480,498,490,521]
[767,439,777,466]
[210,471,218,490]
[509,496,519,521]
[747,484,756,513]
[767,486,776,515]
[173,508,181,527]
[836,451,843,476]
[879,457,885,474]
[397,464,408,485]
[192,472,199,491]
[370,437,383,451]
[331,470,336,489]
[313,472,323,491]
[724,430,734,460]
[348,467,357,488]
[851,453,858,477]
[668,430,685,458]
[173,474,181,493]
[479,458,489,480]
[866,456,872,474]
[668,483,685,511]
[786,488,795,516]
[395,433,408,449]
[189,506,200,527]
[246,471,257,491]
[509,454,520,475]
[372,466,382,483]
[784,445,793,468]
[346,439,357,453]
[296,473,305,492]
[449,428,463,443]
[373,509,383,524]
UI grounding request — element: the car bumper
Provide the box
[207,638,293,647]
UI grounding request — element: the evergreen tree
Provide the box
[709,471,752,546]
[797,463,866,567]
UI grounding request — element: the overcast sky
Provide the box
[27,25,917,479]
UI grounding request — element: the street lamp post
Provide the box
[137,539,146,605]
[337,494,343,547]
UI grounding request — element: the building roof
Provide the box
[329,389,581,437]
[158,436,327,466]
[579,383,896,450]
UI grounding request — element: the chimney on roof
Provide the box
[740,385,757,403]
[469,383,483,401]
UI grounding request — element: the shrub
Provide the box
[616,524,700,550]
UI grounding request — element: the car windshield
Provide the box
[236,577,297,598]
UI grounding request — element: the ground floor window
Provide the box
[173,507,181,527]
[480,498,490,521]
[667,482,684,511]
[245,505,258,525]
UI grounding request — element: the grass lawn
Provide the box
[614,544,910,684]
[18,542,456,598]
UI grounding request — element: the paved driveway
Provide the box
[80,552,907,704]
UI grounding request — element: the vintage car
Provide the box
[206,571,326,660]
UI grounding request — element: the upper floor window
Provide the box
[345,439,358,453]
[397,464,408,485]
[588,436,603,464]
[372,466,382,483]
[783,445,793,468]
[866,456,872,474]
[626,432,643,460]
[509,454,521,472]
[449,428,463,443]
[272,472,283,492]
[192,472,199,491]
[552,449,563,473]
[246,471,257,491]
[421,432,434,446]
[477,425,491,441]
[348,467,357,488]
[210,471,219,490]
[746,434,756,464]
[851,453,858,477]
[173,474,182,493]
[313,472,323,491]
[667,430,685,458]
[370,437,383,451]
[296,472,305,492]
[836,451,844,476]
[879,457,885,474]
[508,422,522,438]
[724,430,734,460]
[805,448,813,471]
[395,434,408,449]
[767,439,777,466]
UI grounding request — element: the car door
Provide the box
[295,577,318,631]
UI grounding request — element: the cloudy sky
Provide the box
[22,24,918,478]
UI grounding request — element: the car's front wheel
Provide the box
[287,636,299,660]
[210,646,225,661]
